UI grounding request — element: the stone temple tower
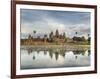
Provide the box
[55,29,59,38]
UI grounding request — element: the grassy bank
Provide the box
[21,44,90,51]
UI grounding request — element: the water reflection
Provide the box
[73,50,86,55]
[25,48,90,61]
[27,48,33,55]
[33,56,35,60]
[88,50,91,56]
[21,47,90,69]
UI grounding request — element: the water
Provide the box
[21,47,90,69]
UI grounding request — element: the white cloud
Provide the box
[21,23,32,34]
[21,12,90,39]
[21,16,66,35]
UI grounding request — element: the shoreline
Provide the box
[21,44,90,51]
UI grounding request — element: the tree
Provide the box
[44,34,47,38]
[75,32,78,37]
[33,30,36,34]
[28,34,32,39]
[88,34,90,37]
[87,34,90,44]
[81,36,86,41]
[44,34,47,43]
[33,30,36,38]
[63,32,66,38]
[37,36,40,39]
[73,36,86,41]
[72,36,78,41]
[88,37,91,43]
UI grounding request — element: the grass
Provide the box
[21,44,90,51]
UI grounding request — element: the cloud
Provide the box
[21,17,66,35]
[20,9,90,39]
[65,24,90,38]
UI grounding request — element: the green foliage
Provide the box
[72,36,86,41]
[87,37,91,44]
[63,32,66,38]
[33,30,36,34]
[28,34,33,39]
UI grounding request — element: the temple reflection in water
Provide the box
[21,47,90,69]
[24,48,90,61]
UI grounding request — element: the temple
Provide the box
[21,29,67,45]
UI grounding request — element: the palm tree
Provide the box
[44,34,47,39]
[44,34,47,43]
[88,34,90,37]
[33,30,36,38]
[73,32,78,41]
[63,32,66,38]
[28,34,32,39]
[87,34,90,43]
[75,32,78,37]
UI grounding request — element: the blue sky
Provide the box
[20,9,90,39]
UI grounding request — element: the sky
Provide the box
[20,9,91,39]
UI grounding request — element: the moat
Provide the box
[21,46,90,69]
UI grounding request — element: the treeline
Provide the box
[72,36,90,42]
[21,30,91,45]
